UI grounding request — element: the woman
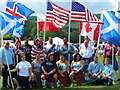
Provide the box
[41,54,60,88]
[8,54,33,89]
[31,53,43,88]
[56,54,70,86]
[69,53,85,87]
[102,58,114,85]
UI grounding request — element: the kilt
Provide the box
[14,75,30,88]
[42,73,55,83]
[57,72,70,85]
[74,71,85,83]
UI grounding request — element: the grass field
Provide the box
[0,56,120,89]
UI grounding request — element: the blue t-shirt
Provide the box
[73,61,81,71]
[0,47,14,65]
[41,61,57,75]
[88,61,103,74]
[103,64,114,80]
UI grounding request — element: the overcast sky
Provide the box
[0,0,119,16]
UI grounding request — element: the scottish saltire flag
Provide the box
[6,0,35,19]
[101,10,120,47]
[71,0,99,22]
[0,11,24,37]
[46,1,70,28]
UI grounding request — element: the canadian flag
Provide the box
[37,13,59,32]
[80,22,100,41]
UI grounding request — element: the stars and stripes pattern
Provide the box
[46,1,70,28]
[15,37,21,50]
[31,45,44,61]
[71,0,100,22]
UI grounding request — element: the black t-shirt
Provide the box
[41,61,57,75]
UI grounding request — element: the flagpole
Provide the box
[37,13,39,39]
[97,9,103,49]
[43,0,47,42]
[79,33,81,50]
[1,32,4,47]
[68,0,72,65]
[112,44,114,67]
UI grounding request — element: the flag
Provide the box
[80,22,100,40]
[71,0,99,22]
[15,37,21,50]
[0,11,24,37]
[6,0,35,19]
[37,13,59,32]
[46,1,70,28]
[101,10,120,47]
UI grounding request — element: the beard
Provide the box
[64,42,67,44]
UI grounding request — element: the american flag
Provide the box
[15,37,21,50]
[46,1,70,28]
[71,0,100,22]
[6,0,34,20]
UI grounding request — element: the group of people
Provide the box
[0,36,120,89]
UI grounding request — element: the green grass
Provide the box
[0,56,120,89]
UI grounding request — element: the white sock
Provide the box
[41,80,46,86]
[85,73,89,80]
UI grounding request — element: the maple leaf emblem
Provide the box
[85,23,92,33]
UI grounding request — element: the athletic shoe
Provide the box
[70,84,74,87]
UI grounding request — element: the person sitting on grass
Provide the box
[69,53,85,87]
[8,54,33,89]
[56,54,70,86]
[41,54,60,88]
[31,53,43,88]
[101,58,114,85]
[87,55,103,85]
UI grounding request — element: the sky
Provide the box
[0,0,119,16]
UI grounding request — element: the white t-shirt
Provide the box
[16,61,31,77]
[79,43,94,58]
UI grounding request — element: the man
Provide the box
[104,42,120,81]
[87,55,103,85]
[44,37,60,62]
[21,38,32,63]
[31,39,44,61]
[79,39,94,81]
[59,38,75,62]
[39,36,44,50]
[0,42,15,89]
[44,37,57,55]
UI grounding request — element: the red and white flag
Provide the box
[80,22,100,41]
[37,13,59,32]
[46,1,70,28]
[15,37,21,50]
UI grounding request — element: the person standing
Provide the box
[59,38,75,63]
[31,39,44,61]
[79,39,94,81]
[21,38,32,63]
[44,37,59,62]
[0,42,15,89]
[104,42,120,81]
